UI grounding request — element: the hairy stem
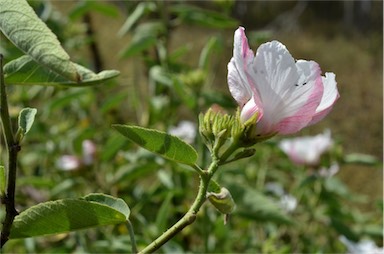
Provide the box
[0,54,19,248]
[139,160,218,254]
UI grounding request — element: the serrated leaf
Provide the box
[0,0,79,81]
[18,107,37,135]
[10,194,129,239]
[4,55,119,87]
[112,124,198,165]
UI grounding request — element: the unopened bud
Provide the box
[207,187,236,215]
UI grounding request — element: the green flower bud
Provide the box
[178,69,206,91]
[199,107,235,155]
[207,187,236,215]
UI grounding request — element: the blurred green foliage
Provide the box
[1,0,382,253]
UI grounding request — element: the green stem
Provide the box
[0,54,19,248]
[139,160,218,254]
[191,163,205,176]
[218,142,239,165]
[127,219,138,254]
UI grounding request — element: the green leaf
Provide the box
[330,218,359,242]
[119,35,157,58]
[101,133,128,162]
[10,193,129,239]
[155,192,174,233]
[69,1,119,20]
[344,153,379,165]
[83,193,130,220]
[4,55,119,87]
[171,5,238,29]
[172,77,196,109]
[150,66,173,87]
[18,107,37,136]
[119,22,166,58]
[117,2,157,37]
[198,36,221,70]
[112,124,198,165]
[229,185,293,225]
[0,0,80,81]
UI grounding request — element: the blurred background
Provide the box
[1,0,382,253]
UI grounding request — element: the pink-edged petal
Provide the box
[309,72,339,125]
[233,27,255,84]
[273,60,324,134]
[228,27,255,105]
[250,41,299,134]
[250,42,324,135]
[240,96,263,123]
[279,129,333,165]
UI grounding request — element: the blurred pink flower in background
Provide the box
[82,139,97,166]
[318,163,339,178]
[339,235,384,254]
[56,140,97,171]
[228,27,339,137]
[278,129,333,165]
[169,121,196,144]
[265,182,298,213]
[56,155,82,171]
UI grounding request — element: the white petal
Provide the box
[317,72,339,112]
[228,59,252,106]
[279,60,322,116]
[253,41,298,94]
[227,27,256,106]
[250,41,297,132]
[251,42,323,134]
[279,129,333,165]
[309,72,339,125]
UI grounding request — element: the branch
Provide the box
[0,54,20,248]
[139,160,218,253]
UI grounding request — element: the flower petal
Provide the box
[279,129,333,165]
[309,72,339,125]
[249,41,299,134]
[228,27,255,106]
[240,96,262,123]
[228,59,251,106]
[273,60,324,134]
[250,42,323,134]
